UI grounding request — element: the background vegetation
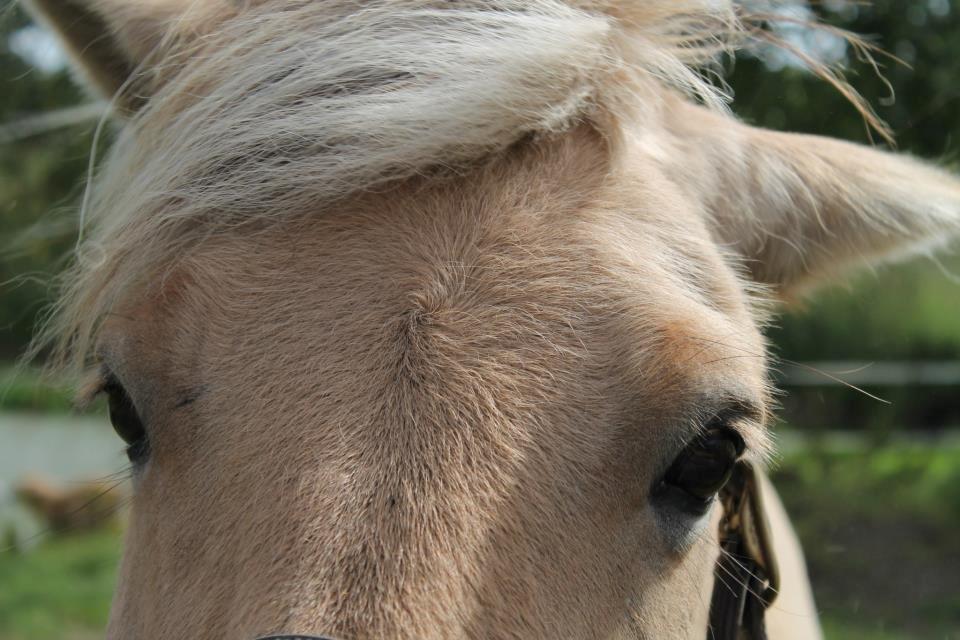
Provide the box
[1,1,959,639]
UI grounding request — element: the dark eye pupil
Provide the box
[105,381,149,464]
[661,427,744,504]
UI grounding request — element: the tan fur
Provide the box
[20,0,960,638]
[95,128,775,638]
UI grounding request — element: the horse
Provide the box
[15,473,126,533]
[22,1,960,638]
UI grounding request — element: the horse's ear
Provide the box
[21,0,223,114]
[669,101,960,297]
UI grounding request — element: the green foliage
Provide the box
[773,437,960,639]
[731,1,960,158]
[776,436,960,522]
[769,256,960,362]
[0,366,75,413]
[818,619,908,640]
[0,5,92,358]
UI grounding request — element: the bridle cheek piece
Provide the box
[707,461,780,640]
[257,463,779,640]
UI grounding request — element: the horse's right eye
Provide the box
[104,378,150,464]
[653,427,744,515]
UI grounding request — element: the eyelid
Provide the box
[73,366,111,410]
[718,412,771,462]
[717,397,764,424]
[705,412,749,441]
[701,399,767,455]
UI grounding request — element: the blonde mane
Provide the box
[41,1,785,370]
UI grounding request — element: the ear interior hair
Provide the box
[661,98,960,296]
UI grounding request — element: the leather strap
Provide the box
[707,461,779,640]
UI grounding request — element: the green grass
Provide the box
[0,366,76,413]
[0,531,118,640]
[819,618,913,640]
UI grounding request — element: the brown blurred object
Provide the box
[14,473,127,533]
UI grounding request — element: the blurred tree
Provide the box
[732,0,960,157]
[0,5,93,357]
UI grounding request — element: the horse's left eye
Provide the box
[103,378,150,465]
[653,427,744,513]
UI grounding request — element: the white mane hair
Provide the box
[106,0,743,213]
[41,0,783,368]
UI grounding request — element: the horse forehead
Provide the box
[191,193,727,310]
[155,214,754,410]
[145,215,764,455]
[105,130,760,408]
[115,188,751,375]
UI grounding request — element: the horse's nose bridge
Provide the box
[263,478,456,636]
[256,635,340,640]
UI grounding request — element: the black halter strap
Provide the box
[707,461,780,640]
